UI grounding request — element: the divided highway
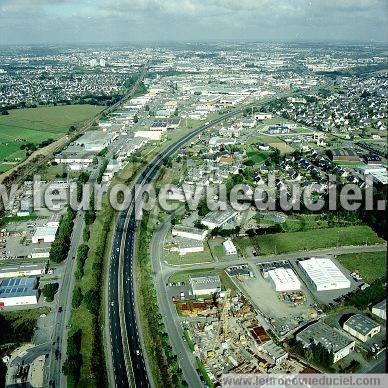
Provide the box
[108,107,246,387]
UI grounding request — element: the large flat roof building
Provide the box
[298,257,351,291]
[189,274,221,296]
[343,314,381,343]
[0,277,39,308]
[296,321,355,363]
[267,267,301,292]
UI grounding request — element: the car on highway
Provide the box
[58,307,63,313]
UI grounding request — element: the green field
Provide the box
[235,226,384,256]
[0,105,103,172]
[338,251,387,283]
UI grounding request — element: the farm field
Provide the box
[0,105,103,172]
[234,225,384,256]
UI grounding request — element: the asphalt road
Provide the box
[11,342,51,367]
[46,211,85,388]
[108,107,247,387]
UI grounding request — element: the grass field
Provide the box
[0,105,103,172]
[234,226,384,256]
[246,148,270,164]
[338,251,387,283]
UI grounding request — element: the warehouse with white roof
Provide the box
[172,225,208,241]
[267,267,301,292]
[298,257,351,291]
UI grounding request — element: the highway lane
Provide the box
[108,211,130,388]
[108,106,247,387]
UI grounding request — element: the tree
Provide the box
[72,287,83,308]
[1,110,9,115]
[197,198,210,217]
[42,283,58,302]
[84,289,99,315]
[133,114,139,123]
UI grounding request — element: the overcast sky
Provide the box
[0,0,387,45]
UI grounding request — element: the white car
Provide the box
[135,350,140,356]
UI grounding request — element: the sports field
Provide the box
[0,105,103,172]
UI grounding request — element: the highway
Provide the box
[108,107,248,387]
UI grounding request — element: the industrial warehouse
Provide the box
[0,277,39,307]
[343,314,381,343]
[266,267,301,292]
[296,322,355,363]
[189,274,221,297]
[298,257,351,291]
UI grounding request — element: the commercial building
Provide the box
[54,151,94,171]
[261,342,288,365]
[172,225,208,241]
[189,274,221,296]
[267,268,301,292]
[343,314,381,343]
[32,226,58,244]
[296,322,355,363]
[328,149,360,162]
[0,263,47,279]
[75,131,115,152]
[0,277,39,307]
[223,239,237,255]
[201,209,238,230]
[358,166,388,185]
[226,266,253,279]
[372,300,386,320]
[176,238,204,255]
[134,130,163,141]
[298,257,351,291]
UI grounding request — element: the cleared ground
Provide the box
[0,105,103,172]
[338,251,387,283]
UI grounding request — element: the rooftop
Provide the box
[0,277,37,299]
[297,321,354,353]
[344,314,380,335]
[299,257,350,289]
